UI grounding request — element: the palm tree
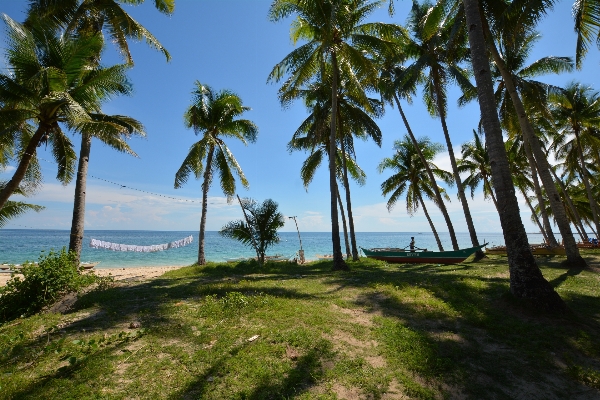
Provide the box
[458,129,498,212]
[477,1,586,269]
[549,82,600,238]
[175,82,258,265]
[378,135,453,251]
[24,0,173,64]
[0,17,134,213]
[573,0,600,69]
[220,198,285,265]
[24,0,173,262]
[402,0,482,255]
[462,0,565,310]
[268,0,397,270]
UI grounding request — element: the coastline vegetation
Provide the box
[1,253,599,398]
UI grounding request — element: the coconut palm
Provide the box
[378,135,453,251]
[401,0,481,254]
[0,17,135,213]
[475,0,586,270]
[461,0,564,309]
[458,129,498,211]
[175,82,258,265]
[24,0,173,64]
[24,1,172,262]
[573,0,600,69]
[268,0,398,270]
[549,82,600,238]
[220,198,285,265]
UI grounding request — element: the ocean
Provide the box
[0,229,547,268]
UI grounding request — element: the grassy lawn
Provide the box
[1,251,600,399]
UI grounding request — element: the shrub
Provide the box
[0,248,97,322]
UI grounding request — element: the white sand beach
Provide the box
[0,265,183,287]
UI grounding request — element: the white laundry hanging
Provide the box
[89,235,193,252]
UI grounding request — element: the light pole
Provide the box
[289,216,305,263]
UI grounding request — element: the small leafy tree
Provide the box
[219,198,285,264]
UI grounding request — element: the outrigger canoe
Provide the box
[360,244,487,264]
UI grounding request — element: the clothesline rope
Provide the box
[90,235,193,252]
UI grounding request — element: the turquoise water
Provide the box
[0,229,545,269]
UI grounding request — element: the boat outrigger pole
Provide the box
[289,216,305,264]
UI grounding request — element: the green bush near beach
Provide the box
[1,253,600,398]
[0,249,97,321]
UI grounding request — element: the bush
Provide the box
[0,248,97,322]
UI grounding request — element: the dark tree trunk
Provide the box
[337,185,351,258]
[418,193,444,251]
[463,0,565,311]
[482,14,586,269]
[526,143,558,246]
[485,177,499,212]
[329,52,348,271]
[69,132,92,264]
[519,186,550,245]
[549,167,588,242]
[393,93,460,252]
[432,78,482,257]
[574,128,600,236]
[0,124,47,210]
[341,142,359,260]
[198,146,215,265]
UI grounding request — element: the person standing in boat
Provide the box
[409,237,415,251]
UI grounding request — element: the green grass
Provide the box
[1,252,600,399]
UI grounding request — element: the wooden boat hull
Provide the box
[360,244,486,264]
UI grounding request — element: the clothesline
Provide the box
[90,235,193,252]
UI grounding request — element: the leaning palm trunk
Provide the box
[483,20,586,269]
[341,143,359,260]
[197,146,215,265]
[486,178,500,212]
[432,79,482,256]
[525,143,558,246]
[573,128,600,236]
[393,93,457,251]
[549,167,589,242]
[337,186,351,258]
[329,54,348,271]
[69,132,92,262]
[463,0,565,310]
[418,193,444,251]
[0,125,46,210]
[519,186,550,244]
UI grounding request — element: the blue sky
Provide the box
[1,0,598,233]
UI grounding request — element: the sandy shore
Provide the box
[0,265,183,287]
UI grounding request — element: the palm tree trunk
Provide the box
[485,177,500,212]
[329,52,348,271]
[548,166,589,241]
[482,13,586,270]
[519,186,549,245]
[573,128,600,235]
[69,132,92,263]
[340,141,359,260]
[463,0,565,310]
[526,143,558,246]
[337,185,351,258]
[393,93,457,252]
[418,193,444,251]
[433,79,482,256]
[198,146,215,265]
[0,124,47,210]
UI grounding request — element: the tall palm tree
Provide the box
[0,17,134,212]
[174,82,258,265]
[573,0,600,69]
[462,0,565,310]
[549,82,600,237]
[402,0,481,254]
[477,1,586,269]
[378,135,453,251]
[458,129,498,212]
[24,0,173,262]
[268,0,397,270]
